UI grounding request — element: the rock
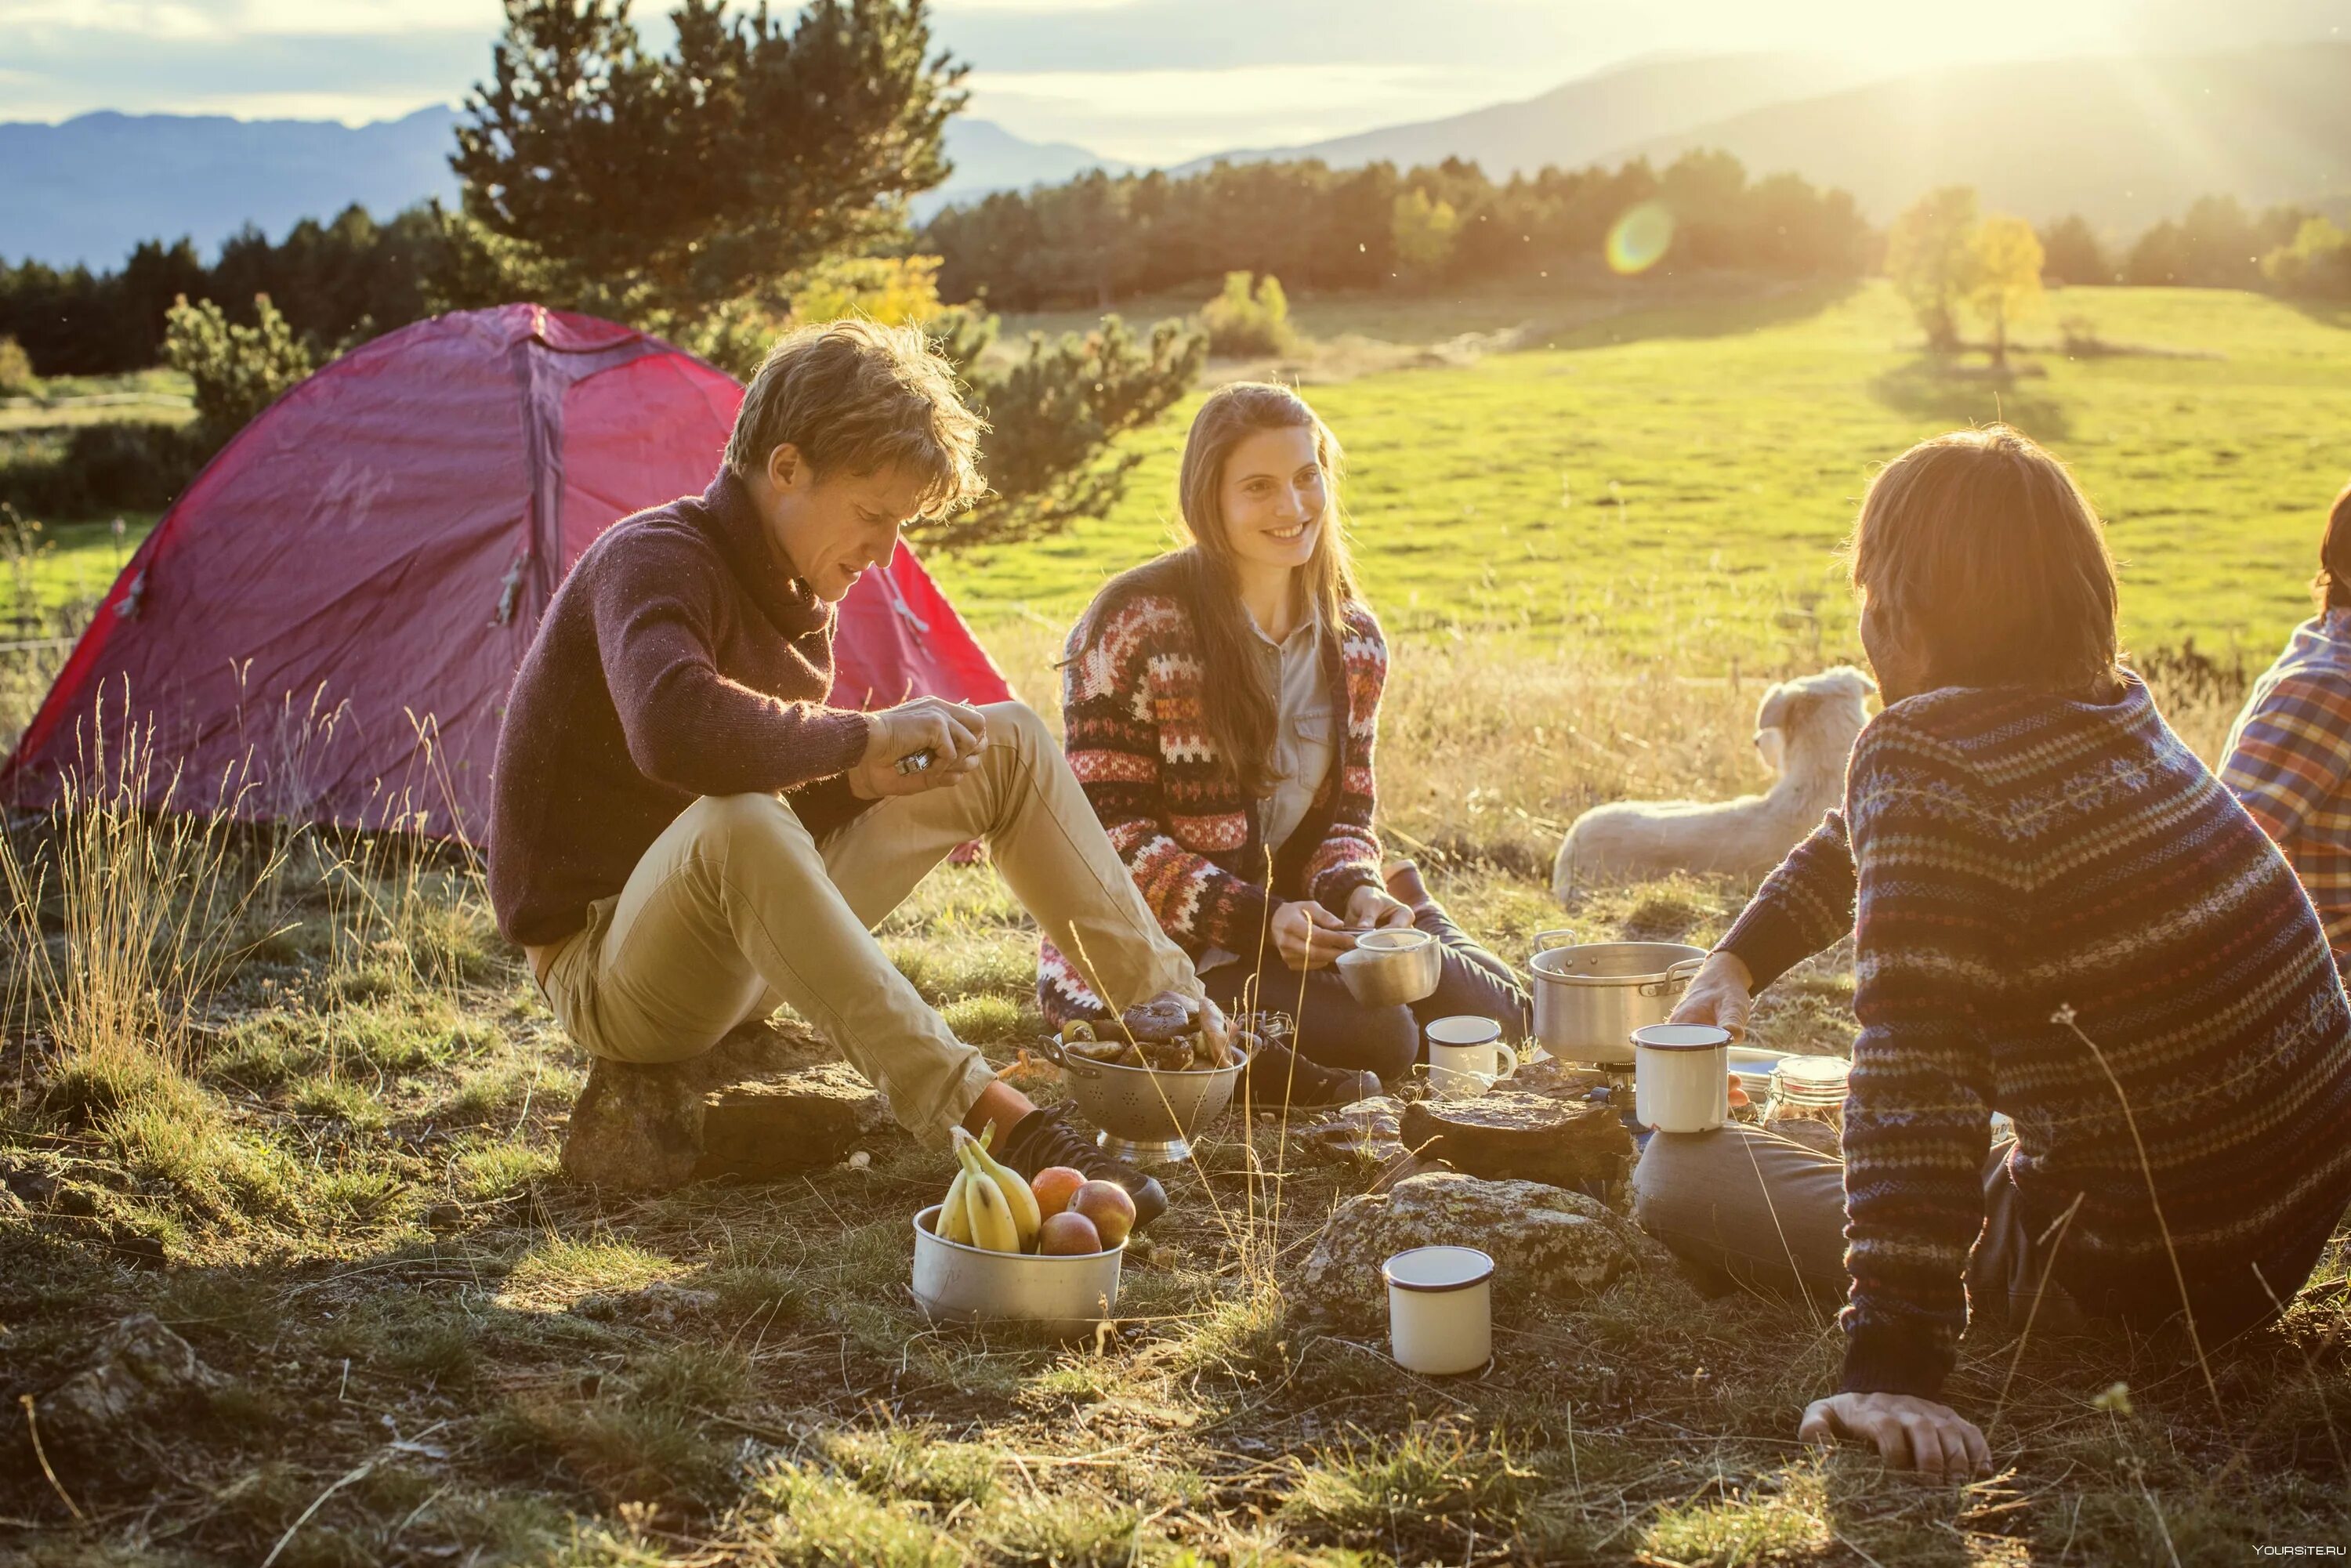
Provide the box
[39,1314,230,1449]
[560,1056,709,1191]
[1400,1092,1632,1190]
[560,1056,898,1192]
[1295,1095,1408,1167]
[426,1200,465,1232]
[1503,1057,1614,1102]
[692,1063,897,1182]
[1294,1171,1669,1329]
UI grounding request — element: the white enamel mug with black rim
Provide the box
[1383,1244,1495,1375]
[1424,1015,1516,1099]
[1632,1022,1732,1133]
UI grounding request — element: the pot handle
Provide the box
[1641,957,1708,998]
[1035,1034,1103,1078]
[1531,928,1578,954]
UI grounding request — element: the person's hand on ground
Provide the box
[1668,949,1755,1039]
[1344,883,1418,932]
[849,697,987,798]
[1271,900,1357,970]
[1799,1392,1993,1478]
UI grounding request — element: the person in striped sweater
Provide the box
[1639,426,2351,1476]
[1039,382,1528,1105]
[2221,480,2351,967]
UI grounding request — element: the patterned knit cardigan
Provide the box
[1720,675,2351,1401]
[1038,592,1389,1025]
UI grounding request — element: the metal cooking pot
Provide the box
[1527,930,1706,1066]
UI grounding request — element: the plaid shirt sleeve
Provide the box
[2221,671,2351,843]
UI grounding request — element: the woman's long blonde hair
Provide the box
[1077,382,1359,798]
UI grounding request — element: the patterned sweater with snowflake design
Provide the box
[1038,592,1388,1024]
[1719,675,2351,1400]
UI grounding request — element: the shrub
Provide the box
[0,335,36,397]
[162,292,315,448]
[1198,270,1299,358]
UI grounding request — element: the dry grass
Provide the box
[0,631,2342,1566]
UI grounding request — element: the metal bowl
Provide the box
[1335,927,1443,1008]
[1037,1034,1251,1163]
[910,1204,1121,1336]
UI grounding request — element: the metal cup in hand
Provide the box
[894,748,936,776]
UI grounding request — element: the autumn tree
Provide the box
[1389,188,1462,284]
[1885,185,1981,351]
[1966,215,2045,369]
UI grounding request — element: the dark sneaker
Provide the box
[1237,1037,1381,1110]
[1002,1106,1168,1232]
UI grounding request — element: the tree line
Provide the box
[2035,195,2351,296]
[918,150,1875,310]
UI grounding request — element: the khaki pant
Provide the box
[536,701,1198,1146]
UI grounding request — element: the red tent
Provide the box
[2,304,1012,839]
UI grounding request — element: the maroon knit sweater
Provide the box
[488,470,873,946]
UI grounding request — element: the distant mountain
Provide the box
[0,108,1117,269]
[922,119,1128,218]
[0,107,462,269]
[1608,45,2351,233]
[1173,53,1888,179]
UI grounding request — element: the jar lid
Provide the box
[1425,1015,1502,1047]
[1775,1055,1851,1087]
[1630,1023,1730,1052]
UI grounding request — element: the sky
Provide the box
[2,0,2343,164]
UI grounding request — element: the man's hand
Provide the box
[1344,883,1418,932]
[848,697,987,799]
[1668,948,1755,1039]
[1799,1392,1993,1478]
[1271,900,1357,970]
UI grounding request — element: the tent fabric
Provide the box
[2,303,1013,841]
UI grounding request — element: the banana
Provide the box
[957,1127,1041,1250]
[939,1168,973,1245]
[958,1141,1021,1254]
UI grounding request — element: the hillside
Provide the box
[1176,52,1882,178]
[0,110,1117,269]
[1611,44,2351,231]
[0,107,461,270]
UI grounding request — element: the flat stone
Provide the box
[1294,1171,1672,1329]
[1294,1095,1408,1167]
[1504,1057,1615,1102]
[692,1062,897,1182]
[560,1054,898,1192]
[1400,1091,1632,1190]
[40,1314,230,1450]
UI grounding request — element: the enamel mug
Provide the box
[1425,1015,1516,1098]
[1632,1023,1732,1133]
[1383,1245,1494,1375]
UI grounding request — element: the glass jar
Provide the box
[1764,1055,1849,1156]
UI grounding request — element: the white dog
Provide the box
[1550,666,1875,898]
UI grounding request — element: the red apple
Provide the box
[1030,1165,1087,1219]
[1070,1180,1136,1248]
[1037,1211,1104,1255]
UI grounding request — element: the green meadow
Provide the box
[5,284,2349,1563]
[950,281,2351,672]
